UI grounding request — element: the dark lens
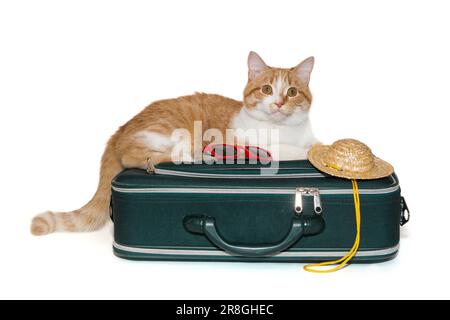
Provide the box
[247,146,270,158]
[213,145,237,157]
[225,145,238,156]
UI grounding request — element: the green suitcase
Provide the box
[110,160,409,263]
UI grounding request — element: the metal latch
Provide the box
[146,157,156,174]
[400,196,410,226]
[295,187,322,215]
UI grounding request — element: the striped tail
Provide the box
[31,137,122,235]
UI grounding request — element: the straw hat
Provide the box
[308,139,394,180]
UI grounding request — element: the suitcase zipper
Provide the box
[112,183,399,196]
[295,188,322,214]
[294,188,304,214]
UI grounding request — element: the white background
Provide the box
[1,0,449,300]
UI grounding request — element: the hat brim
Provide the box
[308,144,394,180]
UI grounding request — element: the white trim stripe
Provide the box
[155,168,326,179]
[113,242,399,258]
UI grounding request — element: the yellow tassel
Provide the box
[303,179,361,273]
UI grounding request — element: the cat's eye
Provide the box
[287,87,298,97]
[261,85,273,95]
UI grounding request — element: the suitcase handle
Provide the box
[183,215,325,257]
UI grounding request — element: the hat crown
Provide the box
[324,139,375,173]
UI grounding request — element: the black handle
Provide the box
[184,215,325,257]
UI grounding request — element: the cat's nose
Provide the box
[275,101,284,108]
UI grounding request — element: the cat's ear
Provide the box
[294,56,315,85]
[248,51,268,80]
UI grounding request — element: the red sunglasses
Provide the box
[203,144,272,161]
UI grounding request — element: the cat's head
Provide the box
[243,52,314,123]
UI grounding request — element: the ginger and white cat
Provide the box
[31,51,318,235]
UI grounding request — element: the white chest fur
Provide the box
[230,107,318,160]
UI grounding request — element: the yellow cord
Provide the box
[303,179,361,273]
